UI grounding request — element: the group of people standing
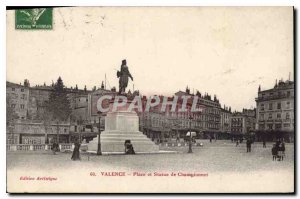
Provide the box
[233,137,286,161]
[51,138,136,160]
[234,137,253,153]
[51,139,81,161]
[272,140,286,161]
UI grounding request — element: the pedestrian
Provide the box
[281,141,286,161]
[246,139,252,152]
[236,139,239,147]
[71,139,81,161]
[176,136,180,143]
[263,139,266,148]
[272,144,277,161]
[240,137,243,143]
[124,140,135,155]
[278,141,286,161]
[52,140,59,155]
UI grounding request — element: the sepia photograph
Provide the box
[6,6,294,193]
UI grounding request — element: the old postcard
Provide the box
[6,6,294,193]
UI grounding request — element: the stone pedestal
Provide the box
[87,110,159,153]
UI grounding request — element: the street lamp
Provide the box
[97,111,103,155]
[188,114,193,153]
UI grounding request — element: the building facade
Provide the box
[6,80,97,144]
[255,79,294,141]
[220,106,232,133]
[138,87,222,142]
[10,120,71,144]
[7,79,234,144]
[230,109,256,136]
[6,81,30,120]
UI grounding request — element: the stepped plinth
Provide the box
[87,108,159,153]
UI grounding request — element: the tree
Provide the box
[45,77,72,143]
[77,116,84,143]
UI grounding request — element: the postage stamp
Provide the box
[15,8,52,30]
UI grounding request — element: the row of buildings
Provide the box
[6,78,294,144]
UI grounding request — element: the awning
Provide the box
[186,132,197,137]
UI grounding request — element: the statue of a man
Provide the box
[117,59,133,94]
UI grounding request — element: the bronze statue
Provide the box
[117,59,133,94]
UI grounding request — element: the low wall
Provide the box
[7,143,74,152]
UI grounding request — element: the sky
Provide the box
[6,7,293,111]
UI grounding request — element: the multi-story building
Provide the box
[28,84,53,120]
[255,79,294,141]
[138,87,222,141]
[230,109,256,136]
[11,120,70,144]
[69,90,91,122]
[6,81,30,120]
[220,106,232,133]
[6,79,231,144]
[6,79,99,144]
[175,88,221,135]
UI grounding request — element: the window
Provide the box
[64,128,67,133]
[268,113,272,119]
[12,88,15,91]
[287,91,290,97]
[269,103,273,110]
[86,99,88,102]
[21,94,26,99]
[20,104,25,109]
[259,124,265,130]
[286,101,290,109]
[284,123,290,127]
[275,124,281,129]
[277,113,281,119]
[267,124,273,130]
[21,88,24,92]
[260,104,264,111]
[11,104,16,108]
[286,113,290,119]
[260,114,264,120]
[277,102,281,109]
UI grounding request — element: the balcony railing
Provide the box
[256,93,293,101]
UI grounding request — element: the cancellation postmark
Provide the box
[15,8,53,30]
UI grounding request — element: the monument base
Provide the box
[87,111,159,153]
[87,131,159,153]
